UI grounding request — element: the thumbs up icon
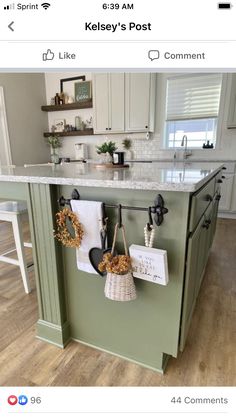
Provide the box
[42,49,55,61]
[18,395,28,405]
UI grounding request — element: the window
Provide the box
[165,74,222,149]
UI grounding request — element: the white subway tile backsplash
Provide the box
[58,132,161,161]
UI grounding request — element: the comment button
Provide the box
[148,50,160,61]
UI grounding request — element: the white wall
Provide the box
[0,73,49,165]
[0,87,12,166]
[44,72,236,161]
[216,74,236,157]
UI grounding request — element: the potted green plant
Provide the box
[45,135,63,164]
[96,141,117,163]
[122,138,133,161]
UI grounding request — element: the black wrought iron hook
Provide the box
[71,189,80,200]
[152,194,169,227]
[101,202,107,225]
[147,206,153,231]
[118,204,122,228]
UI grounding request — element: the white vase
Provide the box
[99,152,113,164]
[50,150,60,164]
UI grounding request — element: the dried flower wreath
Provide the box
[54,208,84,248]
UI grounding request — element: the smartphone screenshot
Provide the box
[0,1,235,418]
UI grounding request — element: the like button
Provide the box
[18,395,28,406]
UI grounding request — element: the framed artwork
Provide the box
[60,76,85,94]
[74,81,92,102]
[54,119,65,133]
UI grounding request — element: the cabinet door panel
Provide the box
[125,73,151,132]
[189,177,215,233]
[180,221,202,351]
[210,198,219,247]
[219,175,234,211]
[180,192,220,351]
[227,74,236,128]
[93,74,110,134]
[229,176,236,211]
[195,224,207,296]
[110,73,125,132]
[228,95,236,128]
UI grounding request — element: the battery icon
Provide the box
[218,3,233,8]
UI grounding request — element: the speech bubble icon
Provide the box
[148,50,160,61]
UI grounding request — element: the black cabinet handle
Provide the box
[202,219,211,229]
[205,194,213,202]
[106,128,108,130]
[222,166,226,170]
[216,194,221,201]
[145,125,148,129]
[222,175,225,179]
[217,179,223,183]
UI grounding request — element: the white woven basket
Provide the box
[104,271,137,302]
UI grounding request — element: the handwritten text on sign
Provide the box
[129,244,169,286]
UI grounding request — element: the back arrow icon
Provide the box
[8,21,14,31]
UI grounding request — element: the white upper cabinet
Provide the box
[125,73,156,132]
[230,178,236,212]
[219,174,234,211]
[227,74,236,128]
[93,73,156,134]
[93,73,124,134]
[93,74,109,134]
[218,163,235,213]
[109,73,125,133]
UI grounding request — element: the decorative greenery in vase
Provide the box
[122,138,132,161]
[122,138,132,150]
[45,135,63,164]
[96,141,117,163]
[45,135,62,149]
[96,141,117,156]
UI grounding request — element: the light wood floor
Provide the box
[0,218,235,386]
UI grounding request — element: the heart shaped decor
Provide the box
[89,247,112,276]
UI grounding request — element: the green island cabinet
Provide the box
[0,163,223,373]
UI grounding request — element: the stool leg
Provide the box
[12,214,31,294]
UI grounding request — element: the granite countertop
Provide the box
[0,162,223,192]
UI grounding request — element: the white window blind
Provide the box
[166,74,222,121]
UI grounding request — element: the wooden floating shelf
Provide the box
[41,100,93,112]
[43,129,94,138]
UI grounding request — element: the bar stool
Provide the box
[0,201,33,294]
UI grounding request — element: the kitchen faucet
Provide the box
[181,135,192,159]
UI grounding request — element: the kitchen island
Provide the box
[0,162,223,373]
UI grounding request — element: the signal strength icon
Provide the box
[41,3,51,10]
[4,3,14,10]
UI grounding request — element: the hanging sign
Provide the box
[129,244,169,286]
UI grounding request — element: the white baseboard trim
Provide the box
[218,212,236,219]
